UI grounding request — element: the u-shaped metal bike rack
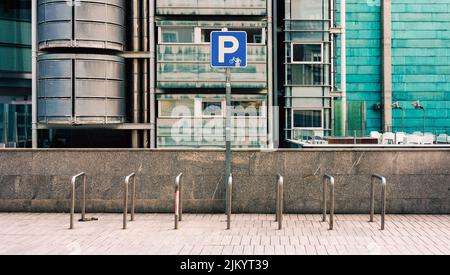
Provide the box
[370,174,387,230]
[174,173,184,229]
[322,174,335,230]
[69,172,97,229]
[123,173,137,230]
[226,174,233,230]
[275,174,284,230]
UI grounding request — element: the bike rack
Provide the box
[123,172,137,230]
[275,174,284,230]
[322,174,335,230]
[226,174,233,230]
[370,174,387,230]
[69,172,97,229]
[174,173,183,230]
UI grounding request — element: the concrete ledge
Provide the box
[0,149,449,214]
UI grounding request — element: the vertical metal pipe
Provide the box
[131,0,141,148]
[329,177,335,230]
[330,0,335,136]
[278,175,283,230]
[131,176,136,222]
[70,181,75,229]
[267,0,274,149]
[330,0,335,90]
[142,59,149,148]
[272,0,279,148]
[142,0,149,148]
[32,0,38,148]
[370,177,375,222]
[381,181,386,230]
[174,182,179,230]
[179,174,183,222]
[82,175,86,221]
[340,0,347,136]
[322,177,327,222]
[227,175,232,230]
[225,69,232,212]
[275,177,279,222]
[149,0,156,148]
[174,173,182,229]
[323,175,335,230]
[123,180,128,229]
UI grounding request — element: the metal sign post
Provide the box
[211,31,247,212]
[225,68,232,204]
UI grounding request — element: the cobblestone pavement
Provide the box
[0,213,449,255]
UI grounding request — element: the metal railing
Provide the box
[275,174,284,230]
[226,174,233,230]
[123,173,137,230]
[370,174,387,230]
[322,174,335,230]
[69,172,97,229]
[174,173,183,230]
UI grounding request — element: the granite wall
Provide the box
[0,149,449,214]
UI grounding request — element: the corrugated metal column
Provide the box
[32,0,38,148]
[149,0,156,148]
[382,0,393,132]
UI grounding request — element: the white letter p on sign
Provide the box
[218,36,239,63]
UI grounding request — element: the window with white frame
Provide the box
[291,43,323,64]
[292,109,323,129]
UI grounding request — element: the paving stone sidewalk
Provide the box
[0,213,449,255]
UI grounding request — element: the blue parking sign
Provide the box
[211,31,247,68]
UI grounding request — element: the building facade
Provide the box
[0,0,32,147]
[1,0,449,148]
[155,0,270,148]
[336,0,450,136]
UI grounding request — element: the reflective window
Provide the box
[290,0,328,20]
[288,64,327,86]
[292,44,322,63]
[159,100,194,117]
[293,110,322,128]
[160,28,194,43]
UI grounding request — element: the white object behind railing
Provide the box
[381,132,395,144]
[395,132,406,144]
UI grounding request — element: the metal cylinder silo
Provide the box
[38,0,126,51]
[38,53,126,125]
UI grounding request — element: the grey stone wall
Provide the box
[0,149,449,214]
